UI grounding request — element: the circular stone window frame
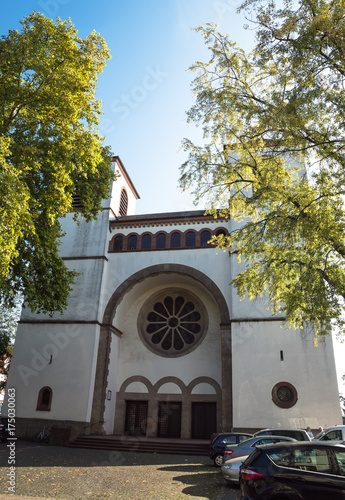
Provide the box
[137,288,209,358]
[272,381,298,409]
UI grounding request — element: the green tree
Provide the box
[0,13,114,315]
[180,1,345,337]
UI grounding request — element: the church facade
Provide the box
[4,157,342,439]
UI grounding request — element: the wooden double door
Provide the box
[125,400,216,439]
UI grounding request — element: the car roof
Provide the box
[255,428,307,433]
[257,441,345,451]
[218,432,253,436]
[320,425,345,431]
[235,435,296,445]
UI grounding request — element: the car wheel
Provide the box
[214,454,223,467]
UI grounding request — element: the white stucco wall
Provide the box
[3,324,99,423]
[232,321,342,429]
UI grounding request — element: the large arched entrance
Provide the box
[90,264,232,437]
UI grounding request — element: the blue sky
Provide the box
[0,0,254,215]
[1,0,344,396]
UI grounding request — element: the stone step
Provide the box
[69,436,209,456]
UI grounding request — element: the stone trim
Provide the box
[62,256,109,262]
[90,326,112,434]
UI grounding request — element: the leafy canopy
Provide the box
[180,0,345,337]
[0,12,114,315]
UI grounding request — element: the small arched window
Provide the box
[171,232,181,248]
[156,233,166,249]
[114,236,123,252]
[201,230,211,247]
[119,189,128,216]
[128,235,137,251]
[186,231,196,247]
[36,386,53,411]
[142,234,152,250]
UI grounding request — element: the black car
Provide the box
[0,417,9,442]
[209,432,253,466]
[240,441,345,499]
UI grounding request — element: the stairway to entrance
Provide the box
[69,435,210,456]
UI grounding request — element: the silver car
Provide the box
[223,435,296,462]
[254,428,312,441]
[221,455,248,484]
[221,435,297,484]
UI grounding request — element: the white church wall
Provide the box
[232,321,342,430]
[229,255,281,320]
[103,247,231,323]
[59,210,110,258]
[20,258,106,323]
[4,323,100,423]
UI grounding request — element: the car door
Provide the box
[287,447,345,500]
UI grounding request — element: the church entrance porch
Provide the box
[113,376,222,439]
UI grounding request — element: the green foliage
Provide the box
[180,1,345,336]
[0,13,115,314]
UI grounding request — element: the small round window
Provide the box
[138,289,208,357]
[272,382,298,409]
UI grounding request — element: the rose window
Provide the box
[139,290,207,357]
[272,382,298,409]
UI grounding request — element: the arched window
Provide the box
[201,230,211,247]
[128,235,137,251]
[113,236,123,252]
[142,234,151,250]
[156,233,166,249]
[216,228,227,237]
[119,189,128,216]
[186,231,196,247]
[36,386,53,411]
[170,232,181,248]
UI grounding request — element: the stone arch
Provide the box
[188,376,222,396]
[103,263,230,325]
[118,375,154,395]
[154,376,187,394]
[93,265,231,436]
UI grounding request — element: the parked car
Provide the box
[239,441,345,499]
[209,432,253,466]
[0,417,9,443]
[221,455,249,484]
[223,435,296,463]
[313,425,345,442]
[254,427,312,441]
